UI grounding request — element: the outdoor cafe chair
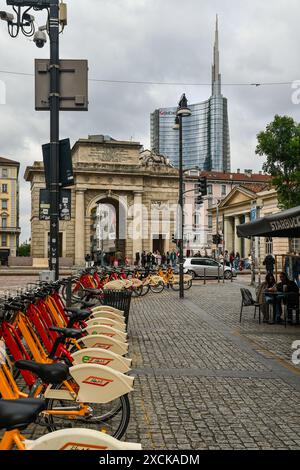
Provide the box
[283,293,300,328]
[239,288,262,324]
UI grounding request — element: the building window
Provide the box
[265,237,273,255]
[2,184,8,193]
[1,234,7,247]
[221,185,227,196]
[207,185,213,195]
[1,200,8,210]
[1,217,7,228]
[208,215,213,229]
[2,168,8,178]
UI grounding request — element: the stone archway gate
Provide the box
[25,135,179,266]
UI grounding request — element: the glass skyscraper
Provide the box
[150,17,231,171]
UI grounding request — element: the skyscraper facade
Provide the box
[150,17,231,171]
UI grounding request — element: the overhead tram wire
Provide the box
[0,69,294,87]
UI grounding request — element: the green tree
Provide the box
[256,115,300,209]
[18,243,31,257]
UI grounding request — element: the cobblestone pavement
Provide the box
[125,279,300,450]
[1,276,300,450]
[0,276,39,296]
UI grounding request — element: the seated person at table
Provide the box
[256,273,276,322]
[266,272,299,323]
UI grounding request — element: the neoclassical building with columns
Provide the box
[25,135,179,266]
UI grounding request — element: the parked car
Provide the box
[183,257,237,280]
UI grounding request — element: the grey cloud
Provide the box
[0,0,299,241]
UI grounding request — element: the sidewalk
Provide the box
[125,282,300,449]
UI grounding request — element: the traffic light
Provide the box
[198,177,208,196]
[213,234,223,245]
[172,233,177,245]
[196,195,204,205]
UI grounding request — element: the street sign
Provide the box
[250,206,257,222]
[42,138,74,189]
[39,189,71,221]
[35,59,88,111]
[7,0,53,6]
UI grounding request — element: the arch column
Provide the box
[75,190,86,266]
[234,215,241,254]
[244,214,251,256]
[132,192,143,262]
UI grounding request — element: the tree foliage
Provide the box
[18,243,31,257]
[256,115,300,209]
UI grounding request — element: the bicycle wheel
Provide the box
[150,282,164,294]
[139,284,150,297]
[170,282,180,291]
[44,384,130,440]
[184,280,193,290]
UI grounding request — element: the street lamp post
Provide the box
[174,94,192,299]
[2,0,62,280]
[49,1,60,280]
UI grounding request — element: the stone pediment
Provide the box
[219,186,256,209]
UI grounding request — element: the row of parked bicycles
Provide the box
[0,277,142,451]
[66,266,193,301]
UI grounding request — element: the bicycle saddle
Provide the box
[65,307,91,318]
[64,308,91,327]
[83,288,102,295]
[49,326,83,339]
[15,361,70,385]
[0,399,46,431]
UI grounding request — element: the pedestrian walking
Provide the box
[85,253,91,268]
[263,254,275,275]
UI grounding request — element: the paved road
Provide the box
[1,276,300,450]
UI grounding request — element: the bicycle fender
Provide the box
[79,334,128,356]
[26,428,142,451]
[71,348,132,373]
[69,364,134,403]
[84,325,127,343]
[91,306,124,316]
[85,317,126,332]
[89,311,126,324]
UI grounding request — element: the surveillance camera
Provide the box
[0,11,14,23]
[22,13,35,23]
[33,30,47,48]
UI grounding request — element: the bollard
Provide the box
[231,267,234,283]
[218,266,220,284]
[204,268,206,285]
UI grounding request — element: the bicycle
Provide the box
[0,398,141,450]
[0,289,133,438]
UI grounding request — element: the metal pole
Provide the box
[179,115,184,299]
[49,1,60,280]
[250,236,256,286]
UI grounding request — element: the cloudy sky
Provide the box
[0,0,299,242]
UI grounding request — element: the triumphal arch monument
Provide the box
[25,135,179,266]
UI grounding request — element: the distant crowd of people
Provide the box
[84,249,180,269]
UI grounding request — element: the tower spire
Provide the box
[212,14,221,95]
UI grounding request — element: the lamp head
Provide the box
[177,93,192,117]
[173,116,180,130]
